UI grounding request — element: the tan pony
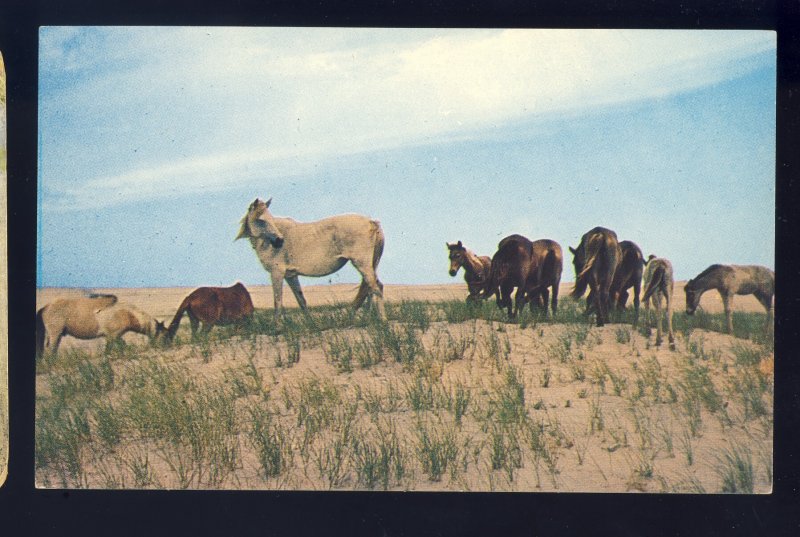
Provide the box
[237,198,386,320]
[684,264,774,334]
[36,294,165,357]
[641,255,675,350]
[447,241,492,303]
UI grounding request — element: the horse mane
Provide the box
[694,264,726,281]
[87,292,118,304]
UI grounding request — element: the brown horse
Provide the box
[447,241,492,303]
[162,283,255,341]
[684,264,774,334]
[483,234,532,317]
[523,239,563,318]
[585,240,644,326]
[36,294,166,357]
[642,255,675,349]
[570,227,622,327]
[483,234,563,318]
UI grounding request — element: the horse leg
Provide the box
[271,271,286,322]
[514,287,526,319]
[550,283,559,317]
[665,291,675,350]
[596,276,610,327]
[754,291,774,334]
[43,320,63,356]
[540,288,550,318]
[188,312,200,338]
[286,275,309,312]
[654,294,663,347]
[721,292,733,334]
[632,281,641,328]
[350,260,386,320]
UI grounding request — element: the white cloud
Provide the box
[39,28,775,210]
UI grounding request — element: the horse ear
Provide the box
[235,218,250,241]
[457,240,462,247]
[265,197,272,208]
[568,246,576,255]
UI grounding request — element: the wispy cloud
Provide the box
[39,28,775,210]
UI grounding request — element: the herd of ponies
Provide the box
[35,198,775,357]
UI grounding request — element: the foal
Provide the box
[447,241,492,303]
[642,255,675,350]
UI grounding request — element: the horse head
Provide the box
[447,241,466,276]
[236,197,285,248]
[153,320,169,344]
[684,279,700,315]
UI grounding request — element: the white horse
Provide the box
[236,198,386,320]
[641,255,675,350]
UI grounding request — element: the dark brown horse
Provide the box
[483,234,563,318]
[585,240,644,326]
[523,239,563,318]
[684,264,774,334]
[570,227,622,327]
[161,282,255,341]
[447,241,492,303]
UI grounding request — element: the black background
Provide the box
[0,1,798,535]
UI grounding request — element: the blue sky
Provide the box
[38,28,776,288]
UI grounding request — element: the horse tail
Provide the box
[371,220,385,272]
[35,306,46,358]
[166,295,193,340]
[642,264,666,304]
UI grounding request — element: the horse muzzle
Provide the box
[271,237,284,248]
[449,269,458,277]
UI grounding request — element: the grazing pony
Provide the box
[237,198,386,320]
[447,241,492,303]
[586,240,644,326]
[684,264,774,334]
[161,283,255,341]
[36,294,165,357]
[641,255,675,349]
[570,227,622,327]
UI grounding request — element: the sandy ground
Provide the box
[35,282,773,492]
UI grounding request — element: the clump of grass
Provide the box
[389,301,433,332]
[371,321,424,367]
[352,418,408,490]
[293,377,342,454]
[488,423,523,482]
[727,368,771,421]
[247,404,294,479]
[540,367,552,388]
[312,399,360,489]
[121,359,241,488]
[730,343,766,367]
[92,401,123,451]
[443,380,472,426]
[615,327,632,344]
[404,374,439,412]
[483,366,526,427]
[482,327,512,371]
[36,402,91,487]
[715,443,755,493]
[415,417,461,482]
